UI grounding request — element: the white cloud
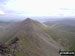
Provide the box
[0,10,5,14]
[3,0,75,16]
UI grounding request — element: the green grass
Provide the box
[15,50,24,56]
[43,24,75,51]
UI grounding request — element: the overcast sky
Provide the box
[0,0,75,20]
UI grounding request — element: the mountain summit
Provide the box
[5,18,63,56]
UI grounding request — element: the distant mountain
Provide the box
[44,19,75,32]
[44,19,75,26]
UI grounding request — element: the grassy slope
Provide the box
[44,23,75,51]
[6,19,62,56]
[0,22,20,43]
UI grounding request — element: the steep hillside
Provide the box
[4,18,63,56]
[0,22,15,42]
[44,21,75,51]
[0,21,21,43]
[2,18,75,56]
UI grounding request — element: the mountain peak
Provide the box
[5,18,63,56]
[25,18,33,21]
[22,18,34,23]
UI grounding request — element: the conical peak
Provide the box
[22,18,33,24]
[25,18,32,21]
[23,18,44,25]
